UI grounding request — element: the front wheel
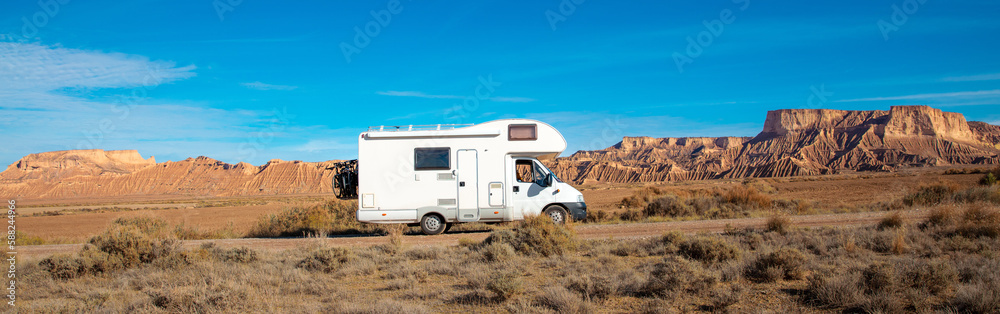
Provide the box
[544,205,569,224]
[420,214,446,235]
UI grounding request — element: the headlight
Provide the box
[577,195,585,203]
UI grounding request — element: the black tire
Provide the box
[544,205,569,224]
[332,175,342,197]
[420,214,446,235]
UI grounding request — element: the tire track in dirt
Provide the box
[18,210,929,259]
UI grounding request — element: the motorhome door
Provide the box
[456,149,480,222]
[510,158,553,217]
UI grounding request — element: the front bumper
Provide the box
[563,202,587,222]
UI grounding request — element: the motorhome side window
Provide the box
[508,124,537,141]
[414,147,450,170]
[515,159,546,185]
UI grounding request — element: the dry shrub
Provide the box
[538,286,592,313]
[878,211,905,230]
[678,237,740,264]
[619,209,644,221]
[246,200,371,237]
[37,254,82,280]
[903,182,960,206]
[403,246,443,260]
[619,186,665,209]
[951,280,1000,313]
[723,184,772,209]
[333,299,430,314]
[861,263,895,294]
[480,215,576,257]
[808,259,959,311]
[807,272,864,308]
[15,231,47,245]
[565,274,617,301]
[214,246,258,263]
[899,259,958,295]
[956,204,1000,238]
[487,271,524,301]
[644,195,693,217]
[708,285,745,312]
[173,222,240,240]
[890,230,908,255]
[745,248,807,282]
[584,209,612,223]
[743,178,776,194]
[953,186,1000,204]
[766,215,791,234]
[639,256,718,296]
[926,205,958,227]
[482,241,516,263]
[40,216,184,279]
[297,247,353,273]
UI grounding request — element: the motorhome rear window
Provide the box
[414,147,450,170]
[508,124,537,141]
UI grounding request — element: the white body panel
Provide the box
[356,119,584,224]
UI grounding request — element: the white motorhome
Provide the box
[355,119,587,235]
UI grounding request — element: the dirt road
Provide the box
[18,210,928,259]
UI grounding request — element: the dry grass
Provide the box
[245,200,383,237]
[19,198,1000,312]
[478,215,576,257]
[766,214,792,234]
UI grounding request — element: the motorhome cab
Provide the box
[356,119,587,235]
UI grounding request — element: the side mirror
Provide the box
[544,173,553,187]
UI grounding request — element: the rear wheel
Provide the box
[544,205,569,224]
[420,214,446,235]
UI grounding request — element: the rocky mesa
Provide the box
[0,150,340,200]
[2,106,998,199]
[548,106,1000,184]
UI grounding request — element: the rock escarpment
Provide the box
[3,106,998,198]
[0,150,339,200]
[548,106,1000,184]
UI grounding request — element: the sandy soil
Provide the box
[17,209,930,259]
[12,168,981,258]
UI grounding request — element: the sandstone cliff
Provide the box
[549,106,1000,184]
[3,106,998,198]
[0,150,339,200]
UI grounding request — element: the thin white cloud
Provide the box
[242,81,298,91]
[488,96,536,103]
[942,73,1000,82]
[376,90,535,102]
[837,90,1000,102]
[293,139,354,153]
[376,90,462,99]
[0,42,196,94]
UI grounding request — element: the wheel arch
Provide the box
[415,206,449,222]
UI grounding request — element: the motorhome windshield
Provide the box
[532,159,562,183]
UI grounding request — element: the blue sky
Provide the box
[2,0,999,166]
